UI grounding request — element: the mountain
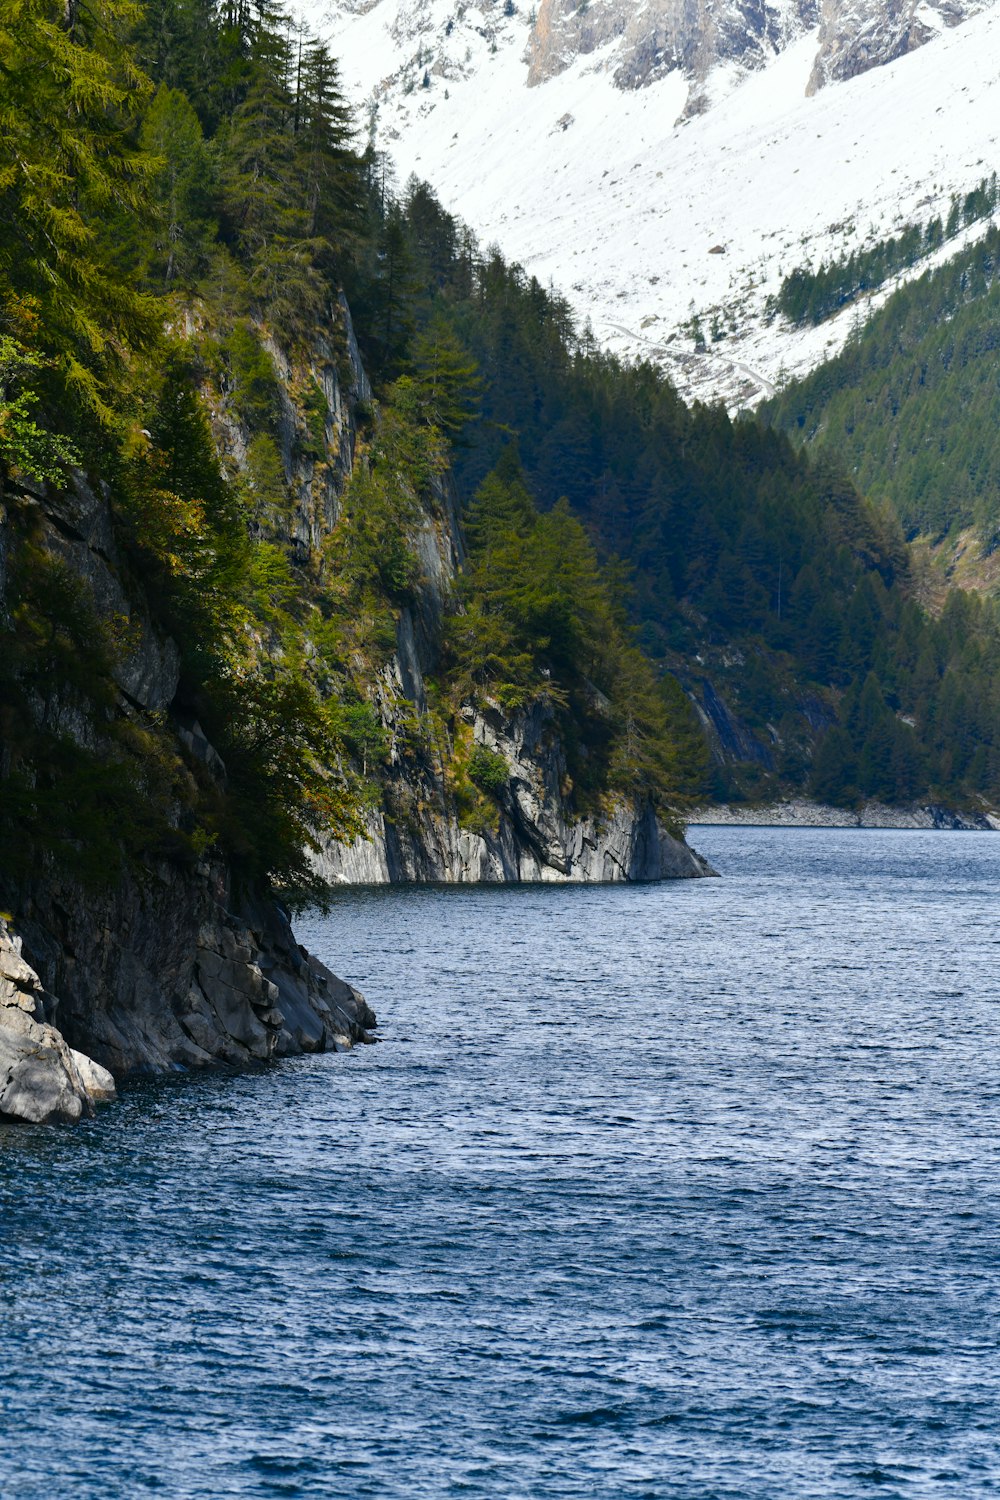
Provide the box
[8,0,1000,1125]
[306,0,1000,406]
[0,0,714,1120]
[524,0,982,96]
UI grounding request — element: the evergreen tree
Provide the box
[137,84,217,288]
[0,0,160,421]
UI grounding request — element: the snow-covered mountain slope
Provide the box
[524,0,818,101]
[306,0,1000,406]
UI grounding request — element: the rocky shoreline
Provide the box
[689,799,997,830]
[0,882,377,1127]
[316,697,714,884]
[0,921,116,1124]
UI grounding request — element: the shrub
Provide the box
[468,745,509,796]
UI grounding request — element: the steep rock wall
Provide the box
[520,0,988,97]
[526,0,818,95]
[807,0,992,91]
[222,304,711,887]
[0,384,375,1118]
[316,628,712,884]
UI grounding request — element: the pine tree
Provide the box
[138,84,217,289]
[408,319,481,438]
[215,0,323,324]
[295,39,359,250]
[0,0,160,421]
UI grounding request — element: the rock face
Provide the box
[0,879,375,1121]
[526,0,818,95]
[317,797,712,882]
[806,0,990,91]
[236,306,711,890]
[13,871,376,1084]
[0,920,115,1124]
[690,798,994,828]
[315,695,713,885]
[0,303,379,1106]
[331,0,993,126]
[523,0,989,101]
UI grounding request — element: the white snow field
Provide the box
[302,0,1000,406]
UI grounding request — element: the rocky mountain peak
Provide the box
[521,0,989,101]
[807,0,991,93]
[525,0,818,98]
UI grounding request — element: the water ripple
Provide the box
[3,828,1000,1497]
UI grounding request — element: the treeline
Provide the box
[764,223,1000,541]
[773,172,1000,327]
[443,460,711,817]
[8,0,1000,877]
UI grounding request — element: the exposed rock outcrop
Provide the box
[0,920,115,1124]
[315,697,714,884]
[0,309,378,1108]
[225,307,712,889]
[522,0,990,106]
[13,869,375,1084]
[526,0,818,96]
[807,0,992,91]
[354,0,991,116]
[0,878,375,1123]
[521,0,992,97]
[691,798,995,828]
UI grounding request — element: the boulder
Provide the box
[0,920,116,1125]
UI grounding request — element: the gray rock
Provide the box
[690,798,994,829]
[315,696,714,884]
[10,870,376,1087]
[0,923,116,1124]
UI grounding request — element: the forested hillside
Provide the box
[366,184,1000,809]
[763,225,1000,546]
[5,0,1000,901]
[0,0,706,910]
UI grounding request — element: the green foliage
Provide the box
[136,83,218,289]
[444,466,700,809]
[223,320,279,430]
[299,378,329,460]
[369,177,1000,810]
[468,745,509,796]
[323,384,442,645]
[0,0,161,424]
[0,334,80,482]
[0,0,374,905]
[0,527,193,888]
[243,432,288,512]
[337,701,390,777]
[407,318,481,438]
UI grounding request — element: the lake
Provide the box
[3,828,1000,1498]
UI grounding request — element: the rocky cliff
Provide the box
[525,0,818,96]
[0,286,711,1122]
[315,698,712,883]
[201,298,710,889]
[523,0,988,100]
[0,889,374,1124]
[322,0,993,122]
[807,0,993,91]
[0,344,376,1124]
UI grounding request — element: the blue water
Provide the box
[3,828,1000,1499]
